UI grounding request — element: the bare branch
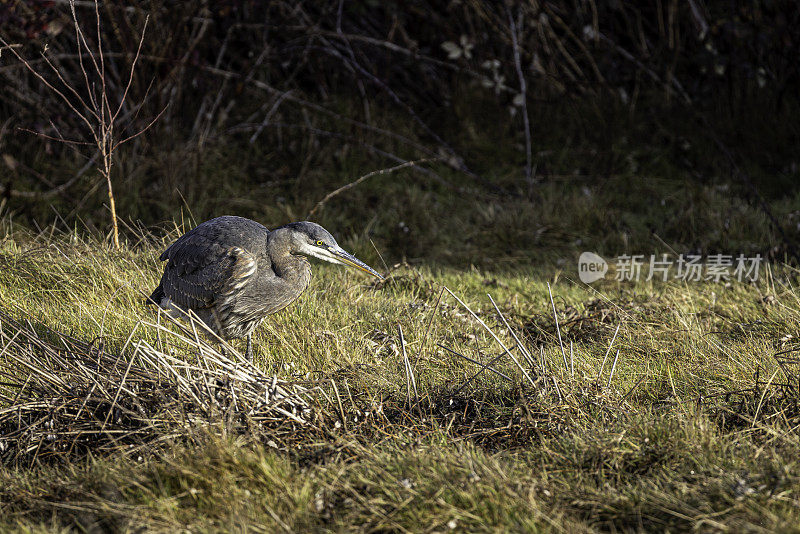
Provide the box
[505,1,533,188]
[39,43,99,124]
[111,15,150,124]
[307,159,434,219]
[0,37,96,136]
[114,102,169,148]
[69,0,102,114]
[17,128,94,146]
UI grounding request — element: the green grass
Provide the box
[0,208,799,531]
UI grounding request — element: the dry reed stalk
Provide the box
[444,287,535,388]
[598,323,621,379]
[398,324,419,409]
[487,294,537,372]
[438,343,512,384]
[606,349,621,389]
[547,282,569,373]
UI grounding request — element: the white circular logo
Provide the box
[578,252,608,283]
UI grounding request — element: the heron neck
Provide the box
[267,230,311,283]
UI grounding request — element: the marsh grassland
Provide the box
[2,1,800,530]
[0,197,798,532]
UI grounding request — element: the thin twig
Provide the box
[505,0,533,189]
[487,294,537,371]
[2,0,160,250]
[398,324,419,409]
[606,349,621,389]
[307,159,433,219]
[547,282,569,373]
[598,323,621,379]
[439,343,513,384]
[444,287,536,387]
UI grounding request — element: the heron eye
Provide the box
[316,240,325,246]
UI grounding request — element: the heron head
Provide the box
[283,221,383,280]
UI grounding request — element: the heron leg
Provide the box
[245,333,253,362]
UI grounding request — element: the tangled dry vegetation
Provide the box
[0,309,316,466]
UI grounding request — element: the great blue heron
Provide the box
[147,216,383,360]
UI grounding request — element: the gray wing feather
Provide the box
[158,217,267,310]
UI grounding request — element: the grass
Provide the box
[0,198,799,532]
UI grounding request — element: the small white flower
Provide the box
[482,71,506,94]
[441,35,474,60]
[757,67,767,88]
[442,41,462,59]
[582,24,596,40]
[512,93,525,107]
[459,35,474,59]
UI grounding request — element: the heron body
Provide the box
[148,216,382,359]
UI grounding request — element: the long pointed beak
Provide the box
[331,248,384,280]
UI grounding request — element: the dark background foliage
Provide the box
[1,0,798,264]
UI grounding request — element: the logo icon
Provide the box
[578,252,608,283]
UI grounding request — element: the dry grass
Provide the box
[0,308,316,466]
[0,224,799,531]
